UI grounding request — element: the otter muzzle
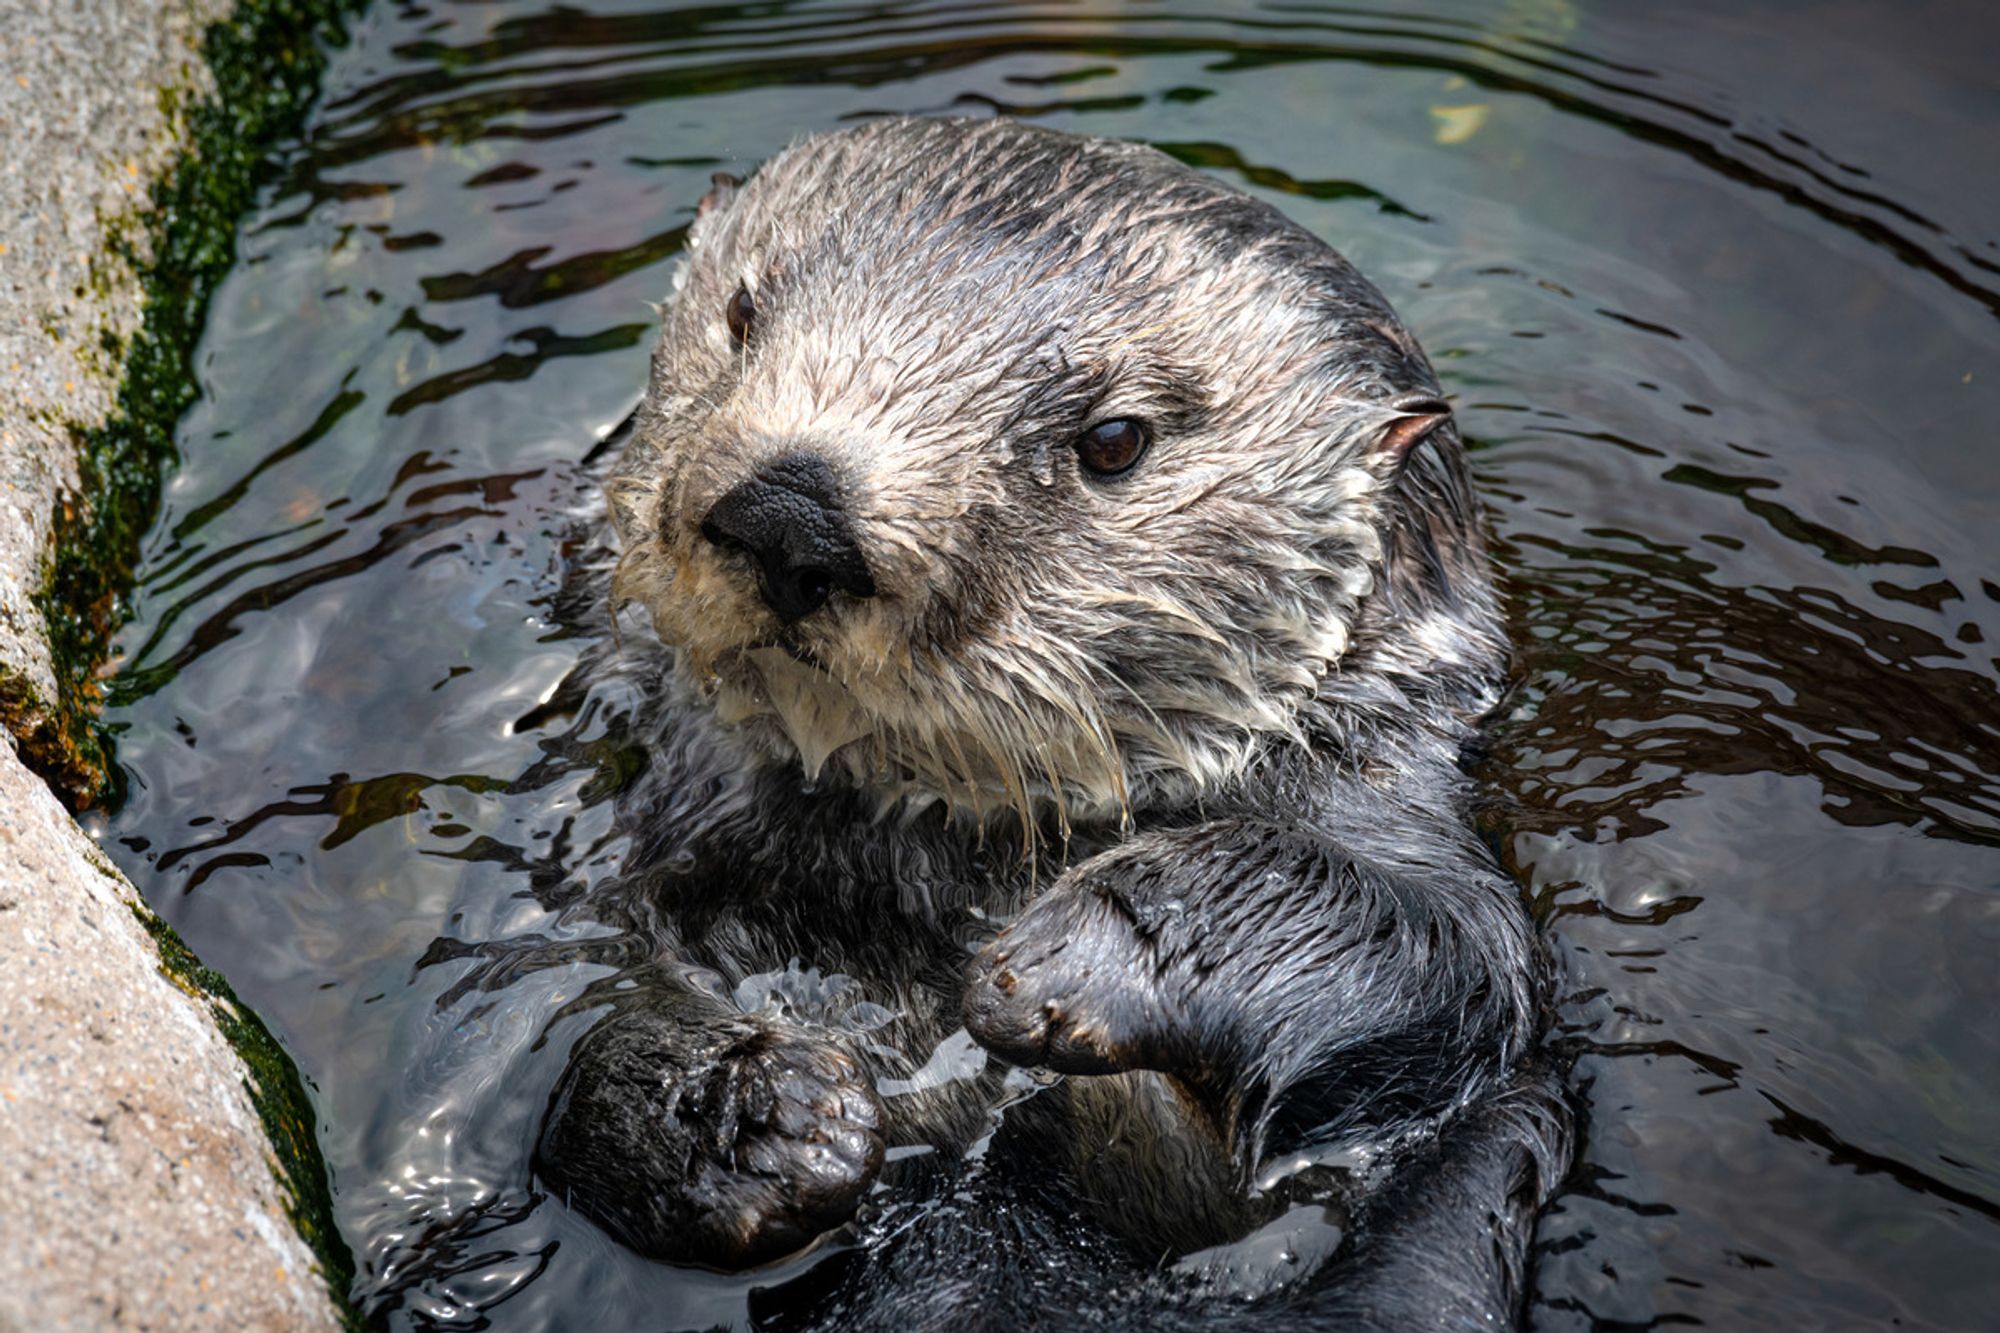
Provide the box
[699,451,876,624]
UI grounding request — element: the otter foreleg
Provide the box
[959,818,1560,1321]
[960,817,1539,1168]
[536,998,885,1268]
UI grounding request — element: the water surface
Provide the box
[97,1,2000,1327]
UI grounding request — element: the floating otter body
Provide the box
[538,115,1569,1328]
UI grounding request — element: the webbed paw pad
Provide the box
[539,1012,884,1267]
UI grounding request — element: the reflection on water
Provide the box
[96,1,2000,1328]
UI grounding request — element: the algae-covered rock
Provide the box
[0,1,365,1326]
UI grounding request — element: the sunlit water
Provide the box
[94,1,2000,1327]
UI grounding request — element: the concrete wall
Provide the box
[1,2,346,1327]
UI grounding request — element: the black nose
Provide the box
[699,452,876,624]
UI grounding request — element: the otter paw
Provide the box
[537,1011,885,1268]
[961,879,1182,1076]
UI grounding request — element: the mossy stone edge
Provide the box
[12,0,372,1323]
[132,900,364,1330]
[19,0,368,810]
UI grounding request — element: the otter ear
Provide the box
[1376,393,1453,461]
[697,171,742,220]
[688,172,744,254]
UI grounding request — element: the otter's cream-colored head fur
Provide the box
[609,117,1487,841]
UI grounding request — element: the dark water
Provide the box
[93,1,2000,1328]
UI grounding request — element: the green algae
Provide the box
[22,0,368,809]
[130,900,362,1330]
[7,1,375,1320]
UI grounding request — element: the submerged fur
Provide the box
[537,115,1569,1329]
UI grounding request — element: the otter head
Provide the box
[609,117,1479,836]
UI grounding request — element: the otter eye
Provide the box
[725,284,755,345]
[1074,418,1150,478]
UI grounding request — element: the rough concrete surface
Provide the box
[0,0,229,739]
[0,3,344,1329]
[0,742,342,1332]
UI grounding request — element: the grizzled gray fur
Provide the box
[534,116,1571,1329]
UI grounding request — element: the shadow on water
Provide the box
[94,0,2000,1328]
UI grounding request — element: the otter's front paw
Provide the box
[961,875,1186,1076]
[537,1010,884,1267]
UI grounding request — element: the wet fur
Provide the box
[540,116,1570,1328]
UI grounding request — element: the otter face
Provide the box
[609,117,1458,830]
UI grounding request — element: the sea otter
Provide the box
[535,115,1569,1328]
